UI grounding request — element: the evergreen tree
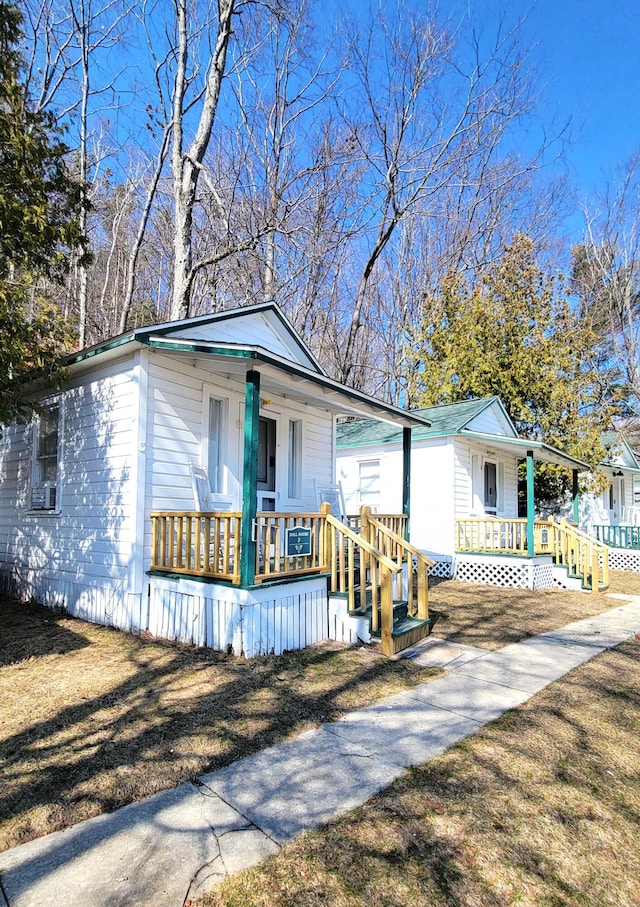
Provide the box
[0,1,84,424]
[406,234,613,501]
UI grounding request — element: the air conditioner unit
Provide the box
[31,483,57,511]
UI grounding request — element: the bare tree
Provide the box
[169,0,236,320]
[572,153,640,415]
[21,0,132,345]
[335,5,552,387]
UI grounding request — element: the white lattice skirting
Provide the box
[604,547,640,573]
[428,559,454,579]
[454,554,555,590]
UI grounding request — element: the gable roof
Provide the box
[601,432,640,473]
[69,302,325,375]
[64,302,432,430]
[337,396,589,470]
[337,397,515,448]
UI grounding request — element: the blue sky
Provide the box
[473,0,640,204]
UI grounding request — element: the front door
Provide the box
[257,416,277,511]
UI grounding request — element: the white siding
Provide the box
[147,575,328,656]
[144,353,334,517]
[454,439,519,519]
[336,438,456,556]
[0,355,142,630]
[411,440,456,556]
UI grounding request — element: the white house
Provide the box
[335,397,605,591]
[0,303,432,656]
[579,432,640,572]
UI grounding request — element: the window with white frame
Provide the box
[288,419,302,499]
[484,461,497,514]
[31,403,60,510]
[207,396,225,494]
[358,459,380,508]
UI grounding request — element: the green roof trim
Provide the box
[66,302,327,375]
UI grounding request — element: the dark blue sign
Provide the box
[286,526,312,557]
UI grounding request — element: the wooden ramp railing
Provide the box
[325,504,431,656]
[541,517,609,592]
[361,508,434,623]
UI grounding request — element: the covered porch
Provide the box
[146,342,433,656]
[453,439,609,592]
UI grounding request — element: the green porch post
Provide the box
[572,469,580,524]
[240,369,260,586]
[526,450,535,557]
[402,426,411,540]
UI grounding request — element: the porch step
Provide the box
[553,563,609,593]
[349,599,432,655]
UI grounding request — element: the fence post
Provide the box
[320,502,331,572]
[602,547,609,587]
[591,548,598,593]
[380,564,393,657]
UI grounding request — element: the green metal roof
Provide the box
[337,396,509,448]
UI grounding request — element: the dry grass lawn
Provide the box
[200,636,640,907]
[1,569,638,864]
[0,602,440,852]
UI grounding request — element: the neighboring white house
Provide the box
[577,432,640,573]
[580,432,640,533]
[0,303,430,656]
[336,397,590,589]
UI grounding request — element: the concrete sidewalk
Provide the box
[2,595,639,907]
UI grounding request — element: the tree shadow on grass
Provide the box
[202,640,640,907]
[0,600,89,666]
[0,597,440,853]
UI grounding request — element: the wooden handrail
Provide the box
[455,516,609,592]
[324,505,402,654]
[366,512,432,621]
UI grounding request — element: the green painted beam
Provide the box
[526,450,535,557]
[240,369,260,586]
[402,426,411,540]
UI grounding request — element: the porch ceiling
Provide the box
[460,430,590,470]
[147,338,432,429]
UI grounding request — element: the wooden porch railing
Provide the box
[150,505,433,634]
[594,524,640,549]
[455,516,609,592]
[456,517,530,554]
[253,512,328,582]
[150,511,242,581]
[362,508,433,622]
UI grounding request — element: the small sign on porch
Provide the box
[286,526,312,558]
